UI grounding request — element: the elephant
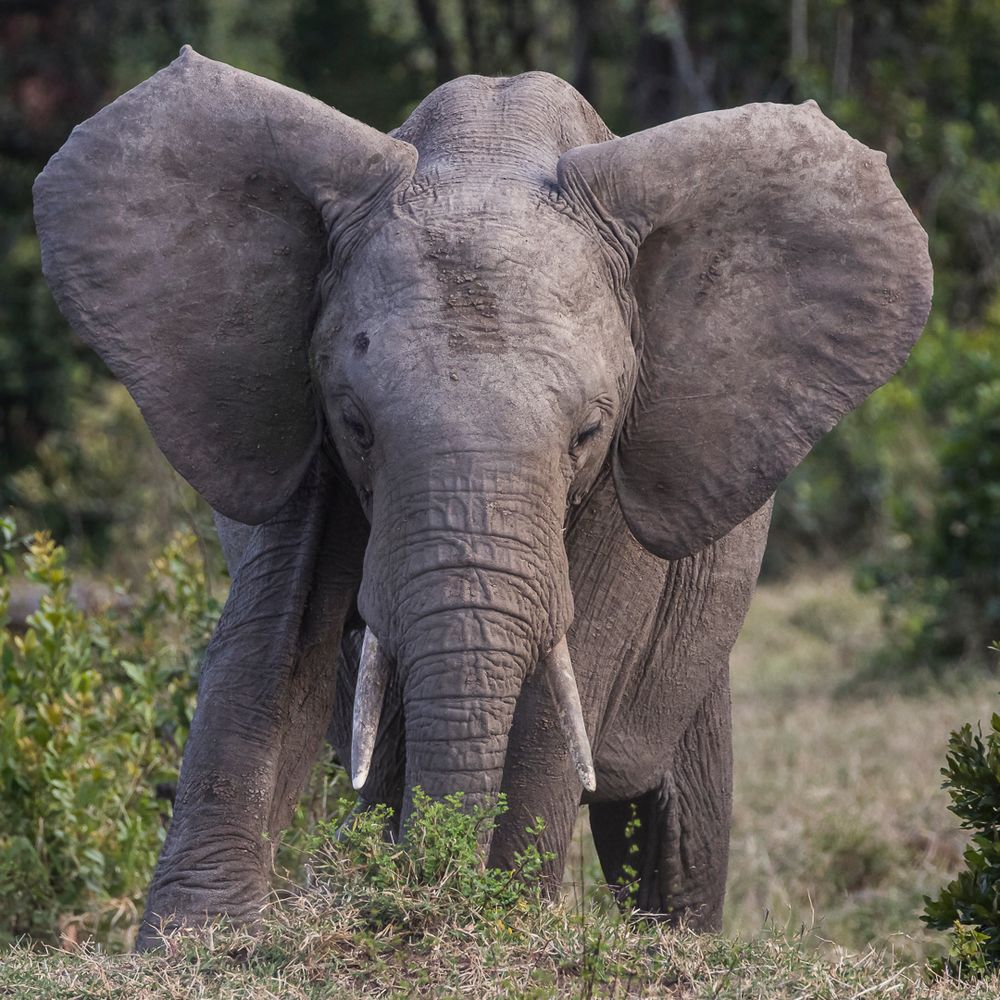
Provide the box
[33,47,932,944]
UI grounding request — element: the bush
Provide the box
[923,684,1000,977]
[0,515,218,946]
[858,320,1000,670]
[298,789,553,935]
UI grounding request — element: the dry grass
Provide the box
[3,905,999,999]
[727,571,997,961]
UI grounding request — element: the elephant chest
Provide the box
[564,473,772,801]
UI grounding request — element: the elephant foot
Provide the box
[136,838,271,951]
[589,781,727,930]
[137,885,267,952]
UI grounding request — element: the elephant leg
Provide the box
[138,457,367,948]
[589,675,732,930]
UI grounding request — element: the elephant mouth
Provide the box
[349,626,595,793]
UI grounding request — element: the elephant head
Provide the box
[34,49,931,830]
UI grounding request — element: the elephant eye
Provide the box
[342,403,373,450]
[572,412,604,453]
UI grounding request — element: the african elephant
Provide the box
[33,47,931,944]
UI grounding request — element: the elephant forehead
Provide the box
[314,188,631,420]
[346,195,615,331]
[329,300,614,409]
[393,72,612,185]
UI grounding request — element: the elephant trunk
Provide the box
[351,629,595,796]
[399,601,532,823]
[356,461,576,839]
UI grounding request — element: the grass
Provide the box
[725,571,998,961]
[3,569,998,997]
[4,924,1000,998]
[3,892,999,998]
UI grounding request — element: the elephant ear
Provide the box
[558,102,932,560]
[34,46,415,524]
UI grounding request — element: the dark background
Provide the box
[3,0,999,669]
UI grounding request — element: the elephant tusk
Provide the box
[351,627,390,791]
[543,637,597,792]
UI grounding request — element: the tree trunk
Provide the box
[571,0,596,102]
[414,0,457,83]
[460,0,483,71]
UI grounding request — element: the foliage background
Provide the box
[1,0,999,966]
[4,0,1000,661]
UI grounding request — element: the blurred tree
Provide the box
[1,1,119,494]
[285,0,429,131]
[2,0,999,667]
[0,0,207,501]
[753,2,1000,664]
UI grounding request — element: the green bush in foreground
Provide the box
[924,682,1000,977]
[0,515,218,946]
[298,789,553,935]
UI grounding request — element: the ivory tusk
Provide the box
[351,627,390,790]
[543,637,597,792]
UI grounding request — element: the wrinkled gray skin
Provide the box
[33,48,933,947]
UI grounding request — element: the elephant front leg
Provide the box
[138,462,366,949]
[589,675,733,930]
[140,655,335,944]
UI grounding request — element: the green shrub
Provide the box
[0,515,218,946]
[298,789,554,935]
[923,687,1000,977]
[852,319,1000,671]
